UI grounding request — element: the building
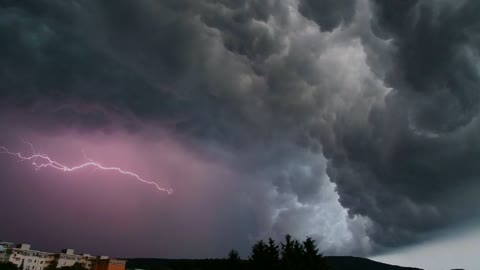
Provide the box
[0,242,126,270]
[1,243,53,270]
[92,257,126,270]
[51,249,96,269]
[79,254,97,270]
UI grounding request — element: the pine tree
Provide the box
[302,237,329,270]
[228,249,241,262]
[281,235,299,270]
[266,238,280,266]
[250,240,268,269]
[0,262,18,270]
[227,249,242,270]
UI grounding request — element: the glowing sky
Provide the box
[1,0,480,268]
[372,223,480,270]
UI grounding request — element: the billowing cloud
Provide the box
[326,0,480,248]
[0,0,479,257]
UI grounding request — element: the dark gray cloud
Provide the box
[325,0,480,248]
[0,0,479,257]
[371,0,480,133]
[298,0,356,31]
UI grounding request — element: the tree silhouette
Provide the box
[279,235,329,270]
[245,235,330,270]
[250,240,268,269]
[303,237,329,270]
[281,234,301,269]
[266,238,280,268]
[250,239,281,270]
[227,249,241,270]
[0,262,18,270]
[228,249,241,261]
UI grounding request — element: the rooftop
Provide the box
[1,241,126,262]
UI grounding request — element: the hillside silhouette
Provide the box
[126,257,422,270]
[126,235,422,270]
[326,257,422,270]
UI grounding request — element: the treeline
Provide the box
[228,235,330,270]
[137,235,330,270]
[0,263,18,270]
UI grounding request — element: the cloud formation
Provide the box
[0,0,479,257]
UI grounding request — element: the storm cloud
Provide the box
[0,0,479,257]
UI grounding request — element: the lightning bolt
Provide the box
[0,144,173,194]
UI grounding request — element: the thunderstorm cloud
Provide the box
[0,0,480,258]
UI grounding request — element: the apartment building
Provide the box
[1,244,53,270]
[92,258,126,270]
[52,249,97,269]
[0,242,126,270]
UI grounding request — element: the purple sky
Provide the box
[0,127,251,258]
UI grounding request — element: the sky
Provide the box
[0,0,479,268]
[372,222,480,270]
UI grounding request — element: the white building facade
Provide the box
[0,243,97,270]
[0,242,125,270]
[1,243,53,270]
[53,249,96,269]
